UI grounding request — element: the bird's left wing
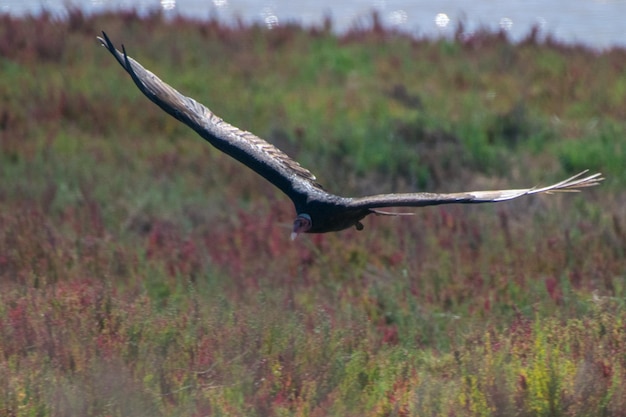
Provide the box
[347,170,603,210]
[97,32,322,204]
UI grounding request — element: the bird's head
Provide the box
[291,214,312,240]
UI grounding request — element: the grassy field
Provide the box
[1,10,625,416]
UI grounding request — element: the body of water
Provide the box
[2,0,626,49]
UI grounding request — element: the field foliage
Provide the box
[0,10,625,416]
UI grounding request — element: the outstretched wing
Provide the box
[348,171,603,210]
[98,32,322,205]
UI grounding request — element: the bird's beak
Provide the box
[290,231,298,241]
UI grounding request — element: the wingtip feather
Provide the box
[529,170,604,195]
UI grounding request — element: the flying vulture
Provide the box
[98,32,603,239]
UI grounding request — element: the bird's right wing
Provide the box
[347,171,603,210]
[98,32,322,203]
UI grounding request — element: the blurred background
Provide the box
[2,0,626,49]
[1,3,625,415]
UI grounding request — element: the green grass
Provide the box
[0,10,625,416]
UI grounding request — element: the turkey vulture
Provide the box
[98,32,603,239]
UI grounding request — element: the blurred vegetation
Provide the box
[0,9,624,417]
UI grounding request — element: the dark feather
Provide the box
[99,33,603,235]
[347,171,604,210]
[98,32,321,209]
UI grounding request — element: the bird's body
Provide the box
[98,33,603,238]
